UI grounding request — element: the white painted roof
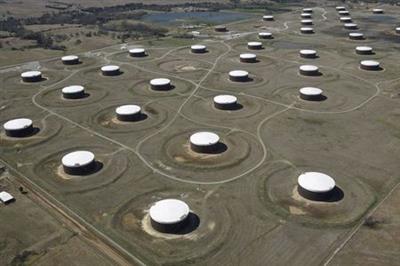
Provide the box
[300,65,319,71]
[61,55,79,61]
[149,199,190,224]
[62,85,84,94]
[301,13,312,18]
[298,172,336,193]
[213,95,237,104]
[373,8,383,12]
[4,118,32,131]
[263,15,274,19]
[101,65,120,72]
[338,10,349,15]
[191,44,206,50]
[336,6,346,10]
[115,105,141,115]
[299,87,323,96]
[396,27,400,31]
[240,53,257,59]
[150,78,171,86]
[229,70,249,77]
[248,41,262,47]
[349,32,363,37]
[129,48,145,53]
[300,49,317,55]
[21,71,41,78]
[259,32,272,36]
[62,151,95,168]
[361,60,380,67]
[301,27,314,31]
[190,131,220,146]
[303,8,313,12]
[0,191,14,203]
[301,19,313,23]
[356,46,373,52]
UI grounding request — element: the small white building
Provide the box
[0,191,14,204]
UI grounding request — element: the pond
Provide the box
[142,11,256,25]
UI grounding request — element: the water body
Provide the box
[142,11,255,25]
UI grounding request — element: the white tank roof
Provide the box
[229,70,249,77]
[150,78,171,86]
[259,32,272,36]
[129,48,145,53]
[4,118,32,131]
[301,27,314,31]
[62,85,84,94]
[300,49,317,55]
[361,60,380,67]
[248,41,262,46]
[213,95,237,104]
[336,6,346,10]
[338,10,349,15]
[301,13,311,17]
[349,32,363,37]
[299,87,322,96]
[263,15,274,19]
[149,199,190,224]
[115,104,141,115]
[396,27,400,31]
[300,65,319,72]
[373,8,383,12]
[190,131,220,146]
[21,71,41,78]
[356,46,373,52]
[340,17,352,21]
[191,44,206,50]
[61,55,79,61]
[303,8,313,12]
[298,172,336,193]
[101,65,119,72]
[301,19,313,23]
[344,23,357,27]
[62,151,95,168]
[240,53,257,59]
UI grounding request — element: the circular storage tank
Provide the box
[150,78,171,91]
[300,27,314,34]
[190,131,220,153]
[344,23,358,30]
[258,32,273,39]
[338,10,350,16]
[247,41,263,50]
[129,48,146,57]
[215,25,227,32]
[61,55,80,65]
[299,65,320,76]
[3,118,34,137]
[336,6,346,11]
[62,151,96,175]
[299,87,323,101]
[115,105,142,122]
[300,49,317,59]
[240,53,257,63]
[301,13,312,19]
[301,19,313,25]
[191,44,207,54]
[149,199,190,234]
[101,65,120,76]
[62,85,85,99]
[360,60,380,71]
[355,46,373,55]
[263,15,274,21]
[213,95,238,110]
[229,70,249,82]
[339,17,352,23]
[396,27,400,34]
[303,8,313,13]
[372,8,384,14]
[297,172,336,201]
[21,71,42,82]
[349,32,364,40]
